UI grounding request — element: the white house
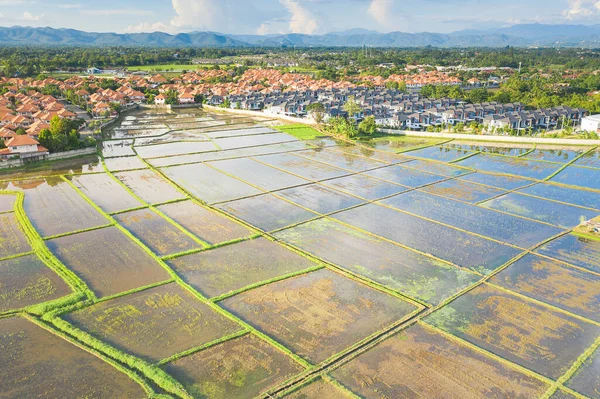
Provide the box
[0,135,49,159]
[581,114,600,133]
[178,93,195,105]
[154,94,166,106]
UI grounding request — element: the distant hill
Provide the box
[0,24,599,47]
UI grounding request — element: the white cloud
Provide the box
[170,0,226,30]
[280,0,319,34]
[81,9,153,16]
[20,11,42,21]
[563,0,600,19]
[368,0,396,29]
[126,21,170,33]
[57,3,82,9]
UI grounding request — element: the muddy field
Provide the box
[1,108,599,399]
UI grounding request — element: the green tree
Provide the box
[15,128,26,135]
[358,116,377,135]
[343,96,362,120]
[307,102,325,124]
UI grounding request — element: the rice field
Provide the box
[1,108,599,399]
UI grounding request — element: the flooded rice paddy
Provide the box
[1,108,599,399]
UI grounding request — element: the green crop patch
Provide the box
[0,213,31,258]
[0,255,71,313]
[114,169,187,204]
[70,173,144,214]
[157,200,253,245]
[220,269,419,364]
[535,233,600,274]
[216,194,319,232]
[168,237,319,299]
[114,209,201,257]
[424,284,600,379]
[0,317,147,398]
[274,219,481,306]
[273,124,322,140]
[47,226,171,298]
[162,163,263,204]
[565,345,600,398]
[64,282,242,362]
[491,254,600,322]
[332,323,549,399]
[163,334,304,399]
[419,179,507,203]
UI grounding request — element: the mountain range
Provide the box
[1,24,600,47]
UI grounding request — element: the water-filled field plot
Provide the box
[15,177,108,237]
[481,192,598,228]
[220,269,419,364]
[364,164,448,187]
[102,139,136,157]
[573,149,600,168]
[404,145,478,162]
[565,345,600,398]
[517,182,600,210]
[446,141,532,156]
[320,173,410,200]
[522,146,589,163]
[156,200,253,245]
[332,323,549,399]
[208,158,309,191]
[458,171,534,190]
[0,194,15,213]
[535,233,600,274]
[0,213,30,258]
[64,282,242,362]
[168,237,318,299]
[254,152,351,181]
[333,204,522,275]
[274,184,364,214]
[213,132,298,150]
[424,284,600,379]
[491,254,600,322]
[104,156,148,172]
[458,154,562,179]
[368,136,445,152]
[47,226,171,298]
[418,179,507,203]
[380,191,564,247]
[216,194,319,232]
[114,169,186,204]
[0,317,147,398]
[164,333,304,399]
[162,163,263,204]
[402,159,474,177]
[0,255,71,313]
[135,141,217,159]
[550,165,600,191]
[114,209,201,256]
[202,126,277,139]
[274,218,480,306]
[329,144,411,164]
[295,148,388,172]
[70,173,144,213]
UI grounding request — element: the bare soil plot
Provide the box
[320,173,410,200]
[275,184,364,214]
[380,191,564,247]
[0,213,30,258]
[419,179,507,203]
[47,226,171,298]
[364,165,447,187]
[565,346,600,398]
[215,194,318,232]
[0,317,147,398]
[491,254,600,322]
[402,159,473,177]
[65,283,242,362]
[156,201,253,245]
[459,172,534,190]
[254,153,351,181]
[332,323,548,399]
[274,219,480,305]
[518,183,600,210]
[550,166,600,191]
[213,132,298,150]
[535,233,600,273]
[328,145,410,164]
[104,156,148,172]
[458,154,561,179]
[135,141,217,159]
[0,194,15,213]
[404,145,478,162]
[294,148,388,172]
[114,169,186,204]
[161,163,263,204]
[102,139,136,158]
[220,269,418,364]
[164,334,304,399]
[424,284,600,379]
[333,204,522,275]
[481,192,598,228]
[168,237,317,298]
[0,255,71,313]
[70,174,144,214]
[284,378,350,399]
[114,209,201,256]
[208,158,309,191]
[19,177,108,237]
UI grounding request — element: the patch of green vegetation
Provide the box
[273,124,324,140]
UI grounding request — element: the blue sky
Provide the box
[0,0,598,34]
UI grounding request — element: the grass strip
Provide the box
[543,146,598,182]
[0,250,35,262]
[42,223,115,241]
